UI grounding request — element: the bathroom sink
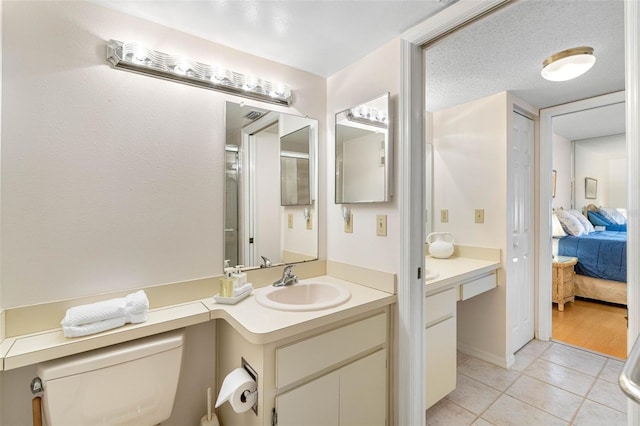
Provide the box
[255,282,351,311]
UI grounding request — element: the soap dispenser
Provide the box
[220,260,235,298]
[233,265,247,287]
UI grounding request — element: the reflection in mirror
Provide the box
[224,102,318,269]
[335,92,392,203]
[281,126,311,206]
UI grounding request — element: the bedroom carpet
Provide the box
[552,298,627,359]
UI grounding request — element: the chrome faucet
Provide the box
[273,265,298,287]
[260,256,272,268]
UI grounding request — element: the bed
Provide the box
[554,207,627,305]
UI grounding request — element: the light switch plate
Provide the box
[376,215,387,236]
[344,213,353,233]
[440,209,449,223]
[288,213,293,229]
[306,214,312,230]
[475,209,485,224]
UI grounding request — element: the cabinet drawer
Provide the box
[460,273,497,301]
[276,312,387,388]
[425,287,456,325]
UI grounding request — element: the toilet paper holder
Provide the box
[241,358,258,415]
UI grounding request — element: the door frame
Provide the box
[239,112,279,267]
[537,90,625,342]
[398,1,510,424]
[398,0,640,423]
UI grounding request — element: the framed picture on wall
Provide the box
[552,170,557,198]
[585,177,597,199]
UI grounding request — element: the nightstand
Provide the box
[552,256,578,311]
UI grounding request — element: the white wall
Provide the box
[552,133,572,210]
[326,39,400,273]
[1,1,326,308]
[255,132,282,263]
[574,133,626,209]
[432,92,507,248]
[0,3,326,424]
[432,92,509,363]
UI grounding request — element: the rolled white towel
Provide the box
[62,317,126,338]
[126,311,148,324]
[125,290,149,315]
[61,298,126,327]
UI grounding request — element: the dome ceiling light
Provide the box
[541,46,596,82]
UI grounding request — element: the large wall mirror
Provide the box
[225,102,318,269]
[335,92,393,203]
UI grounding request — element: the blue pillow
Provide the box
[588,210,612,226]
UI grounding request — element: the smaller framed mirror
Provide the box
[335,92,392,203]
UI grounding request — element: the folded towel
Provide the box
[124,290,149,316]
[62,317,126,338]
[60,290,149,334]
[126,311,148,324]
[61,298,126,327]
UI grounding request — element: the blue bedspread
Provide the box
[558,231,627,282]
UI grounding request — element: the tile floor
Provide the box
[426,339,629,425]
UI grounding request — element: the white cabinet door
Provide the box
[340,349,387,426]
[276,371,339,426]
[276,350,387,426]
[425,317,456,409]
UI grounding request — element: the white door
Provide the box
[509,111,535,353]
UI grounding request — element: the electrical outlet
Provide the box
[288,213,293,229]
[344,213,353,233]
[440,209,449,223]
[376,215,387,236]
[475,209,485,224]
[306,214,312,230]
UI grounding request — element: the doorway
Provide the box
[399,0,640,423]
[539,91,628,360]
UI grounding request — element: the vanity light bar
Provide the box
[106,40,292,106]
[347,106,388,129]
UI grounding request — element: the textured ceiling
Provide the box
[426,0,625,112]
[94,0,450,77]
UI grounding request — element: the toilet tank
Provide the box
[37,329,185,426]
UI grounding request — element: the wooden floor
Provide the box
[552,298,627,359]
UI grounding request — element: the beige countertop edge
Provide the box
[2,301,210,371]
[424,256,501,294]
[0,277,396,370]
[209,295,396,345]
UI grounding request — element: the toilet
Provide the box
[37,329,185,426]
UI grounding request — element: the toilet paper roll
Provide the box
[215,368,257,413]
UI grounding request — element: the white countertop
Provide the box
[206,275,395,344]
[0,275,396,370]
[424,255,501,294]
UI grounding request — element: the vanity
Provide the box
[212,281,391,426]
[424,250,501,409]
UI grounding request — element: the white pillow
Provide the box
[567,209,595,233]
[556,210,587,236]
[600,207,626,225]
[552,213,567,237]
[618,208,628,220]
